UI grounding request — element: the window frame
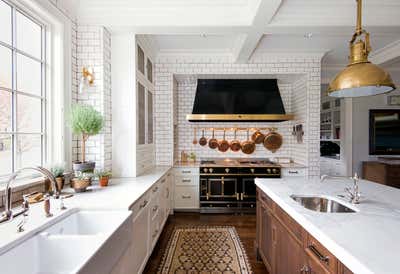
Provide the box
[0,0,47,177]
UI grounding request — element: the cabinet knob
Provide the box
[209,168,213,173]
[267,169,271,174]
[225,168,230,173]
[250,168,255,173]
[272,168,277,174]
[203,168,208,173]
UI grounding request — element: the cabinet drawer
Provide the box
[282,168,306,177]
[174,167,199,176]
[150,181,161,198]
[130,192,150,219]
[149,211,161,248]
[306,234,338,274]
[275,204,303,243]
[174,186,199,209]
[175,175,199,186]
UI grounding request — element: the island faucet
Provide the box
[0,166,60,224]
[320,173,361,204]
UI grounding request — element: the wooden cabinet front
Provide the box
[257,200,274,273]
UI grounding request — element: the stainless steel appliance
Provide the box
[199,158,281,213]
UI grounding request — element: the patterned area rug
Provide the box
[158,226,252,274]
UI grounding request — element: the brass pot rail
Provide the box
[194,127,278,132]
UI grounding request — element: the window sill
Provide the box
[0,177,45,193]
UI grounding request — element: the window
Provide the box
[0,0,46,177]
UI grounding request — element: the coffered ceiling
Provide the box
[72,0,400,68]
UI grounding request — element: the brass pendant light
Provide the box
[328,0,396,97]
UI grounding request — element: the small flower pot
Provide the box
[99,176,110,187]
[55,176,64,191]
[71,178,91,193]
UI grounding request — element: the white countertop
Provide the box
[255,177,400,274]
[0,165,171,254]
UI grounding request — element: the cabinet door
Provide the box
[137,82,145,145]
[258,203,274,273]
[273,216,305,274]
[131,203,150,273]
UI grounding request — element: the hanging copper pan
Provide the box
[241,130,256,155]
[218,129,230,152]
[199,129,207,146]
[251,129,265,144]
[208,129,219,149]
[230,129,241,152]
[263,130,283,153]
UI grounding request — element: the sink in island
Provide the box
[255,177,400,274]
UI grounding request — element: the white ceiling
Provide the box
[73,0,400,68]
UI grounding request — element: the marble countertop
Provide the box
[255,177,400,274]
[0,165,172,254]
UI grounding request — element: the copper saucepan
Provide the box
[241,130,256,155]
[251,129,265,144]
[208,129,219,149]
[218,129,230,152]
[199,129,207,146]
[230,129,241,152]
[263,130,283,153]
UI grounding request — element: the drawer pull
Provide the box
[166,188,169,198]
[308,245,329,263]
[161,179,166,184]
[152,229,159,238]
[182,179,192,183]
[182,195,191,199]
[182,170,191,174]
[288,171,299,174]
[140,200,148,209]
[153,205,158,212]
[153,186,159,192]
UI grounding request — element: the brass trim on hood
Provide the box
[186,114,294,122]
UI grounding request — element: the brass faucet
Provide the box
[0,167,60,224]
[320,173,361,204]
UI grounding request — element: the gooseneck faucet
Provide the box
[321,173,361,204]
[0,166,60,224]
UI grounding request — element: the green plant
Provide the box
[95,169,112,178]
[50,165,65,178]
[70,104,104,163]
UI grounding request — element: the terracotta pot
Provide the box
[55,177,64,191]
[99,176,109,187]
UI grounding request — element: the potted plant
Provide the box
[95,170,112,187]
[71,171,93,192]
[50,165,65,191]
[70,104,104,174]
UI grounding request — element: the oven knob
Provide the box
[250,168,255,174]
[225,168,230,173]
[272,168,277,174]
[203,168,208,173]
[267,168,271,174]
[209,168,213,173]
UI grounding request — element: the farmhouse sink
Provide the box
[0,209,133,274]
[291,195,358,213]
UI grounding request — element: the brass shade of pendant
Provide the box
[328,0,396,97]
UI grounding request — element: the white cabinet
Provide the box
[173,167,199,210]
[131,197,150,274]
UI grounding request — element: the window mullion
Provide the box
[11,5,16,173]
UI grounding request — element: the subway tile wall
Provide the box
[155,53,321,178]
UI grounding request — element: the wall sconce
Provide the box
[79,67,94,93]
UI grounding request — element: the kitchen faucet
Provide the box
[320,173,361,204]
[0,167,60,224]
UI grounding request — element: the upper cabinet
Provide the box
[147,58,153,83]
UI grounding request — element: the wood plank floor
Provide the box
[143,212,268,274]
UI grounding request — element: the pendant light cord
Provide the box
[356,0,362,34]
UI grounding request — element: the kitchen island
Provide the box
[255,177,400,274]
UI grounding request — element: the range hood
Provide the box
[187,79,294,122]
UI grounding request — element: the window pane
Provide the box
[138,82,145,145]
[16,53,42,96]
[16,11,41,59]
[147,92,153,144]
[16,134,41,169]
[147,58,153,83]
[17,94,42,133]
[137,45,145,74]
[0,1,12,45]
[0,90,12,132]
[0,45,12,89]
[0,134,12,176]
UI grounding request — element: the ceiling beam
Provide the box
[233,0,282,63]
[370,39,400,65]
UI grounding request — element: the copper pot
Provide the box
[230,129,241,152]
[208,129,219,149]
[252,129,265,144]
[218,129,230,152]
[199,130,207,146]
[263,130,283,153]
[241,130,256,155]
